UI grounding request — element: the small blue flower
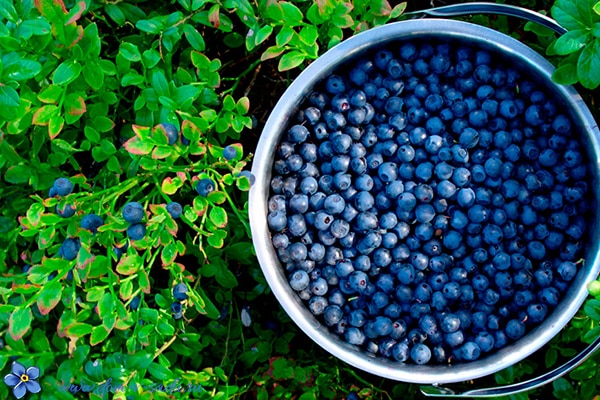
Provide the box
[3,362,41,399]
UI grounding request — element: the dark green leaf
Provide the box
[183,23,205,51]
[105,4,126,25]
[152,70,170,97]
[552,62,579,85]
[224,32,244,48]
[119,42,141,62]
[137,18,163,34]
[216,267,238,288]
[0,1,18,22]
[4,165,31,184]
[157,321,175,336]
[148,362,174,380]
[121,71,145,87]
[552,0,599,31]
[584,298,600,320]
[578,38,600,88]
[137,53,157,72]
[83,62,104,90]
[552,29,590,55]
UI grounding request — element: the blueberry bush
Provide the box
[0,0,599,399]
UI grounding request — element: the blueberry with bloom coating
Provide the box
[59,238,80,261]
[223,145,237,160]
[161,123,179,145]
[173,283,189,300]
[196,178,216,196]
[81,213,104,233]
[166,202,183,219]
[53,177,74,196]
[122,202,145,224]
[127,223,146,241]
[56,203,76,218]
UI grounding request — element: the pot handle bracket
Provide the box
[410,3,597,398]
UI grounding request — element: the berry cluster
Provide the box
[171,282,189,320]
[267,40,591,364]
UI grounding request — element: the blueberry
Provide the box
[127,223,146,241]
[53,177,74,196]
[130,295,141,310]
[56,203,76,218]
[166,202,183,219]
[196,178,216,196]
[173,283,189,301]
[59,238,80,261]
[161,123,179,144]
[122,201,145,224]
[81,213,104,234]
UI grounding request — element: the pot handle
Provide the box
[408,2,567,36]
[420,333,600,397]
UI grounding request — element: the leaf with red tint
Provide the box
[65,1,86,25]
[124,137,153,155]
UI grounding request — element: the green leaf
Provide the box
[183,23,205,51]
[0,85,20,107]
[280,1,303,25]
[37,280,63,315]
[207,229,227,248]
[552,0,599,31]
[9,307,32,340]
[52,60,82,86]
[5,59,41,81]
[143,49,161,69]
[137,18,164,34]
[209,206,228,228]
[90,325,110,346]
[66,322,93,337]
[577,38,600,88]
[116,254,143,275]
[254,25,273,46]
[121,71,145,87]
[584,298,600,320]
[552,62,579,85]
[4,165,31,184]
[120,42,142,62]
[157,321,175,336]
[278,51,305,71]
[276,26,295,47]
[92,139,117,162]
[552,29,590,55]
[152,70,170,97]
[83,62,104,91]
[148,362,174,380]
[0,1,18,22]
[105,3,126,25]
[216,267,238,288]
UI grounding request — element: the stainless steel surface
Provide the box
[420,334,600,397]
[249,18,600,384]
[408,2,567,35]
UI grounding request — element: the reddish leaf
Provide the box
[65,94,86,115]
[124,137,153,155]
[9,308,32,340]
[65,1,86,25]
[37,280,62,315]
[208,4,220,28]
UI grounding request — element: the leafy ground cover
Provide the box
[1,0,600,399]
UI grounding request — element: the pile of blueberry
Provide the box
[267,40,591,364]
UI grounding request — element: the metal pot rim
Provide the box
[249,19,600,384]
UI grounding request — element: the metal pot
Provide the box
[249,2,600,391]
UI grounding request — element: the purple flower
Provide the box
[3,362,41,399]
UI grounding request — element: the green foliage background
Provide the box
[1,0,600,399]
